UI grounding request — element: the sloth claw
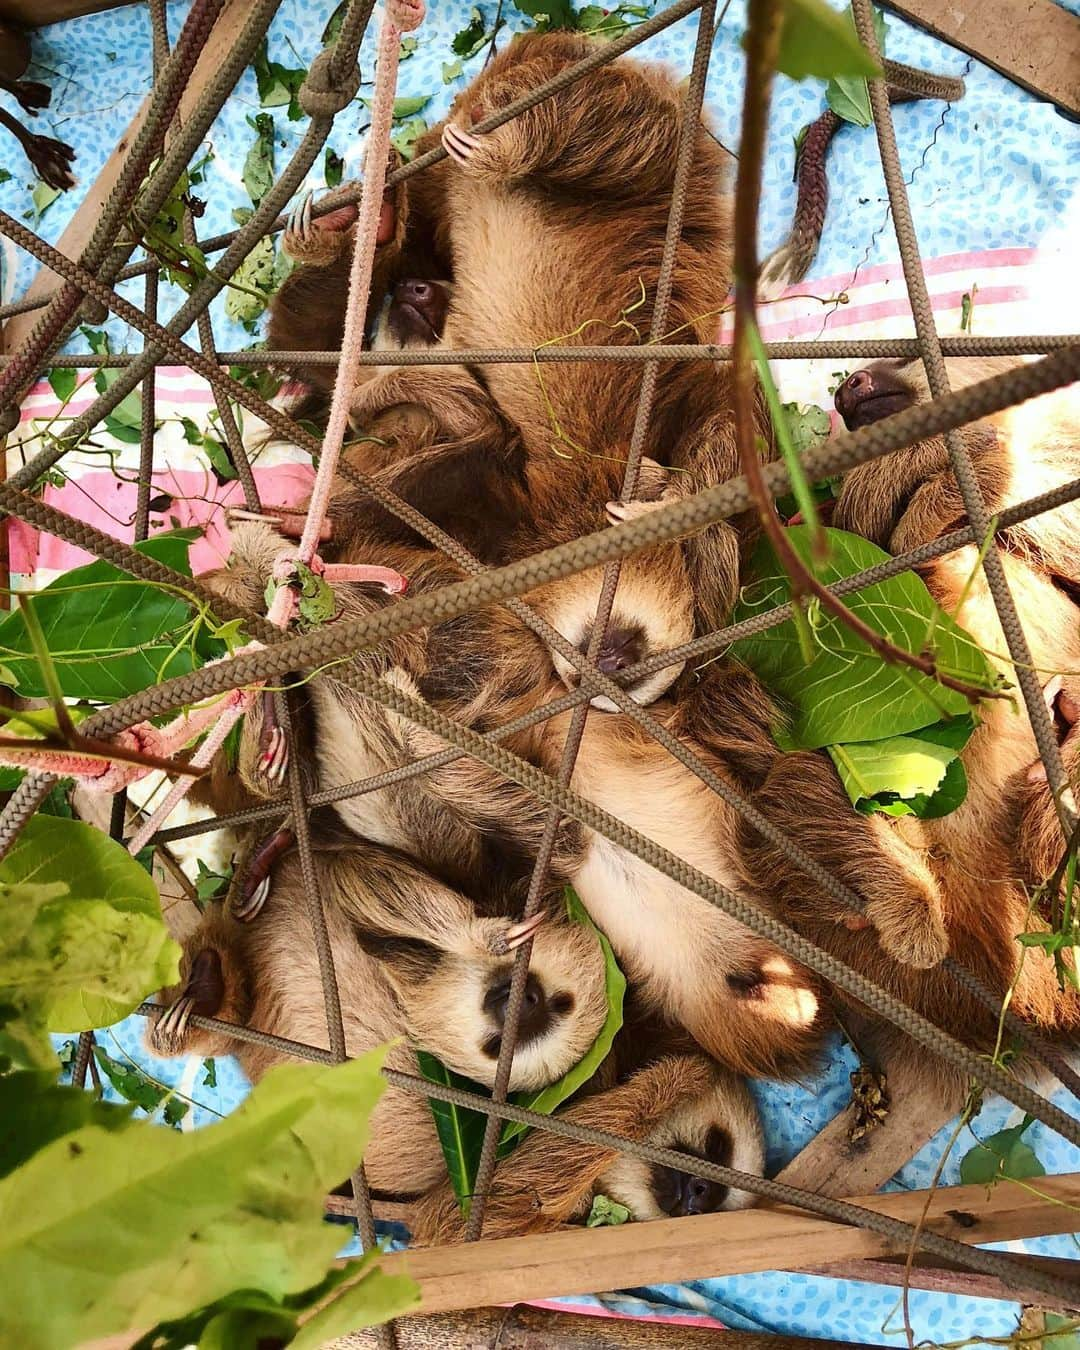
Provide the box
[606,498,664,526]
[493,911,547,954]
[441,122,482,166]
[151,994,195,1055]
[234,875,271,923]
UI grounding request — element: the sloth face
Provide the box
[598,1064,765,1220]
[403,914,609,1092]
[371,278,453,351]
[525,551,695,711]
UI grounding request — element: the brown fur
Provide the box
[764,358,1080,1066]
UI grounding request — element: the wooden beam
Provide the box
[332,1307,881,1350]
[377,1173,1080,1317]
[879,0,1080,118]
[0,1,137,28]
[0,0,256,356]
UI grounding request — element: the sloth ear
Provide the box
[352,926,443,987]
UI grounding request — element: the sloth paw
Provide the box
[150,994,196,1056]
[256,690,288,785]
[864,896,949,969]
[283,190,358,265]
[441,121,484,166]
[233,826,295,923]
[490,911,547,955]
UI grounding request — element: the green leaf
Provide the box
[224,234,276,324]
[289,1255,420,1349]
[416,1051,488,1215]
[195,860,232,903]
[0,1071,132,1179]
[201,432,239,482]
[0,815,180,1035]
[0,531,202,701]
[730,526,1000,748]
[104,414,144,444]
[81,327,110,355]
[586,1194,631,1227]
[47,368,77,403]
[202,1058,218,1088]
[827,720,973,819]
[93,1045,168,1113]
[1043,1314,1080,1350]
[163,1096,190,1128]
[242,112,275,206]
[296,561,335,627]
[959,1116,1046,1186]
[93,366,144,431]
[390,116,428,163]
[514,0,577,27]
[324,147,344,188]
[452,7,489,56]
[824,6,885,125]
[441,58,464,83]
[0,1050,398,1350]
[499,887,625,1151]
[253,42,307,120]
[0,169,11,185]
[775,0,882,80]
[31,181,61,221]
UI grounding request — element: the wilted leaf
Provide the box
[730,527,1000,748]
[775,0,881,80]
[0,815,180,1034]
[0,531,205,701]
[442,58,464,83]
[499,887,625,1151]
[253,42,306,120]
[242,112,275,206]
[224,234,275,324]
[0,1050,397,1350]
[452,7,490,56]
[31,182,61,221]
[0,1071,132,1178]
[587,1194,630,1226]
[960,1116,1046,1186]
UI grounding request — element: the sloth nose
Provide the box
[679,1173,728,1216]
[596,625,645,676]
[834,368,875,419]
[483,972,552,1044]
[398,279,435,307]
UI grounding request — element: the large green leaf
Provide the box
[415,1050,487,1215]
[499,887,625,1151]
[0,1071,133,1178]
[776,0,881,80]
[959,1116,1046,1186]
[0,530,205,701]
[730,526,1000,749]
[825,5,886,126]
[0,816,179,1033]
[289,1255,420,1349]
[0,1049,402,1350]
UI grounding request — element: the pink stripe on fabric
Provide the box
[750,285,1028,341]
[772,245,1037,299]
[521,1299,729,1329]
[7,463,315,576]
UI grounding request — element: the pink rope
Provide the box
[1,1,427,843]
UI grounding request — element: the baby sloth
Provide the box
[149,834,765,1239]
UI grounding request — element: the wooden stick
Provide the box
[376,1173,1080,1316]
[878,0,1080,119]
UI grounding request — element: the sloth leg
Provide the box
[739,749,948,969]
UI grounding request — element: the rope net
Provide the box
[2,0,1079,1337]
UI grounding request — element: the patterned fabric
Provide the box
[4,0,1079,1342]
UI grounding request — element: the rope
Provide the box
[852,0,1077,852]
[129,1002,1080,1309]
[5,336,1078,365]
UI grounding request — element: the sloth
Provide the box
[277,33,774,652]
[265,204,698,707]
[743,358,1080,1186]
[148,832,765,1238]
